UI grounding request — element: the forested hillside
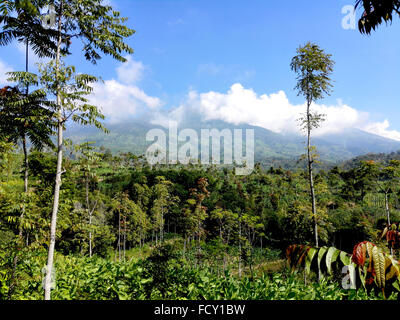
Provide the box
[1,144,400,299]
[66,120,400,169]
[2,0,400,302]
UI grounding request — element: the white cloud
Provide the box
[0,59,13,86]
[363,120,400,141]
[150,104,187,128]
[151,83,400,141]
[87,55,400,142]
[116,55,145,84]
[87,55,162,123]
[90,79,162,123]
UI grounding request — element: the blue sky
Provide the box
[1,0,400,139]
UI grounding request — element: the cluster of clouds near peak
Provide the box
[91,57,400,141]
[151,83,400,141]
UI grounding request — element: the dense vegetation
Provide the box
[2,0,400,301]
[1,143,400,300]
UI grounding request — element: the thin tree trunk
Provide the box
[22,136,29,194]
[385,192,391,226]
[307,101,318,248]
[306,100,321,281]
[238,216,242,278]
[183,236,186,259]
[23,37,29,193]
[44,4,63,300]
[223,253,227,272]
[197,220,201,266]
[88,213,92,257]
[385,192,393,255]
[44,119,63,300]
[118,210,121,261]
[86,174,92,257]
[123,216,126,261]
[160,210,163,243]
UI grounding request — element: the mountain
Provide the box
[65,119,400,169]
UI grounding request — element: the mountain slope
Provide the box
[65,119,400,168]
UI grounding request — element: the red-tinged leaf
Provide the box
[297,246,311,267]
[386,230,400,249]
[352,241,371,266]
[286,244,311,269]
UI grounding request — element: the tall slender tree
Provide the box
[111,192,142,261]
[359,160,400,227]
[38,59,106,299]
[74,141,101,257]
[39,0,134,300]
[150,176,178,243]
[291,42,335,248]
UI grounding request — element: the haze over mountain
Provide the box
[66,117,400,169]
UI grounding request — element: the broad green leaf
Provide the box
[356,264,366,290]
[326,247,340,274]
[305,247,317,274]
[340,251,351,266]
[392,280,400,292]
[317,246,328,274]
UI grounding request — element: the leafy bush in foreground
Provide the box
[4,246,392,300]
[287,241,400,299]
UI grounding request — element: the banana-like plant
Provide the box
[286,241,400,298]
[381,223,400,250]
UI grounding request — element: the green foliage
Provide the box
[38,61,106,132]
[0,249,9,300]
[287,241,400,298]
[0,0,59,57]
[290,41,335,105]
[0,78,55,150]
[1,0,400,301]
[355,0,400,34]
[1,131,400,300]
[5,247,394,300]
[59,0,135,64]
